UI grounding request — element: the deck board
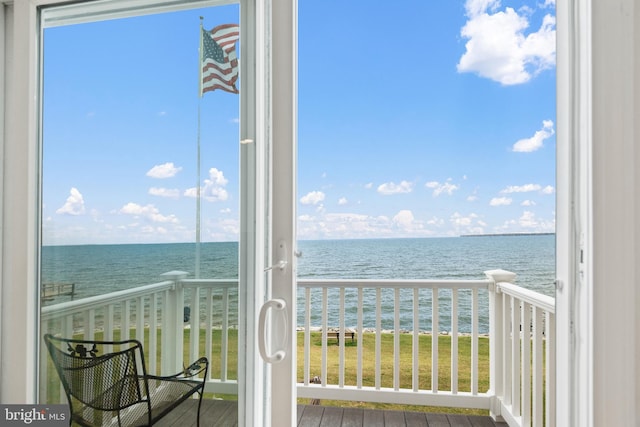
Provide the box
[383,409,407,426]
[340,407,364,427]
[403,411,428,427]
[155,399,508,427]
[298,404,324,427]
[319,406,345,427]
[362,408,385,427]
[425,412,452,427]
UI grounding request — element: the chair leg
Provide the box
[196,390,204,427]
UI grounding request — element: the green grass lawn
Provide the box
[44,328,491,415]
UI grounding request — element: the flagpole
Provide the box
[196,17,204,279]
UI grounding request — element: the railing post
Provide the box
[485,269,517,423]
[161,271,188,375]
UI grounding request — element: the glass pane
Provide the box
[296,0,556,412]
[39,3,243,417]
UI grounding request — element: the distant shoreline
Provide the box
[460,232,555,237]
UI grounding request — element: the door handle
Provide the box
[258,298,288,363]
[264,240,288,272]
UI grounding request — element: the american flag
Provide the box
[200,24,240,95]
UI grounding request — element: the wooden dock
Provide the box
[41,283,75,301]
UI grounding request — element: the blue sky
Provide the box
[42,0,556,245]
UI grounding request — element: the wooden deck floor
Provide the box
[155,399,508,427]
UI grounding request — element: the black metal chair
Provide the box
[44,334,208,427]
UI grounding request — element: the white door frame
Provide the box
[0,0,296,425]
[267,0,297,425]
[556,0,592,425]
[9,1,639,426]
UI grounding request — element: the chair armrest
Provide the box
[182,357,208,379]
[146,357,208,380]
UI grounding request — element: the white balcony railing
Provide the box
[40,270,555,427]
[296,278,493,410]
[40,271,239,398]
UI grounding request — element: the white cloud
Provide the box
[495,210,556,234]
[427,216,445,227]
[338,197,348,205]
[185,168,229,202]
[300,191,326,205]
[449,212,485,235]
[490,197,513,206]
[364,182,373,189]
[512,120,555,152]
[458,2,556,85]
[520,211,537,227]
[148,187,180,198]
[521,200,536,206]
[56,188,86,215]
[377,180,414,195]
[202,168,229,202]
[501,183,554,195]
[451,212,473,226]
[425,180,460,196]
[146,162,182,179]
[464,0,500,17]
[393,210,418,229]
[296,210,436,240]
[501,183,541,193]
[119,202,179,223]
[541,185,555,194]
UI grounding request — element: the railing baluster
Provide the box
[375,287,381,390]
[64,315,73,337]
[472,287,478,395]
[105,304,114,355]
[511,296,521,417]
[451,288,458,394]
[84,309,95,340]
[161,289,170,374]
[503,293,512,406]
[136,296,145,342]
[357,287,364,389]
[149,293,158,374]
[546,311,556,427]
[522,301,532,425]
[339,287,346,388]
[205,288,213,381]
[304,287,311,386]
[322,287,328,388]
[221,287,229,381]
[393,288,400,390]
[394,288,401,391]
[432,287,439,393]
[412,287,419,392]
[533,306,543,427]
[189,288,200,363]
[122,300,131,341]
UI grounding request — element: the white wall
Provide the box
[1,0,39,403]
[591,0,639,424]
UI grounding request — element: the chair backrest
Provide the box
[44,334,150,412]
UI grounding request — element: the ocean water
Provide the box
[41,235,555,333]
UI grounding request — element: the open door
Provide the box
[37,0,297,425]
